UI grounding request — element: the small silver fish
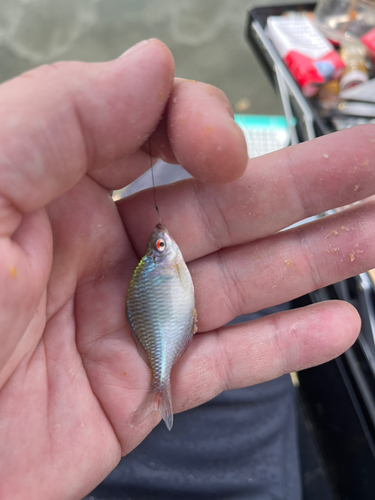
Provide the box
[126,223,197,430]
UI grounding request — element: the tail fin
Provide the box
[159,382,173,431]
[132,381,174,431]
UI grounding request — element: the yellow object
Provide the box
[340,44,369,90]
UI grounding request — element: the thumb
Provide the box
[0,38,175,237]
[0,39,174,378]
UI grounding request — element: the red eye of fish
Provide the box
[156,238,166,252]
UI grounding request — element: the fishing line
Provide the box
[149,137,161,224]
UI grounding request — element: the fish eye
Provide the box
[155,238,166,252]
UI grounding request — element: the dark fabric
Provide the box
[85,377,300,500]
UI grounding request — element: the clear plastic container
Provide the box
[315,0,375,44]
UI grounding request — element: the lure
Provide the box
[126,223,197,430]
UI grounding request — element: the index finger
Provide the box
[146,78,248,183]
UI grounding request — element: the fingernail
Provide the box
[119,39,150,58]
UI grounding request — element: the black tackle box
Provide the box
[246,4,375,499]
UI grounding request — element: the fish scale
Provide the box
[126,223,196,430]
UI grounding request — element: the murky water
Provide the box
[0,0,294,114]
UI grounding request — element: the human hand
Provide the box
[0,37,370,499]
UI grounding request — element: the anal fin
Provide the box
[193,308,198,334]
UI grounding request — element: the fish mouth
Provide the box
[156,223,167,232]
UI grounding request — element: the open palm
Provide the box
[0,39,373,500]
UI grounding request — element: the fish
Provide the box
[126,223,197,430]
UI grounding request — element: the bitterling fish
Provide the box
[126,223,197,430]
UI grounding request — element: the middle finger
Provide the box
[120,124,375,261]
